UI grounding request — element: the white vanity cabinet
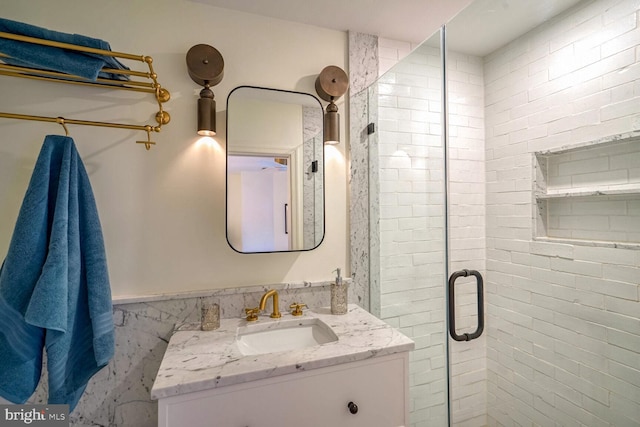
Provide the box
[157,352,410,427]
[152,306,415,427]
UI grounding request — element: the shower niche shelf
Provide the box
[533,132,640,249]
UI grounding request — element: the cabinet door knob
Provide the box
[347,401,358,414]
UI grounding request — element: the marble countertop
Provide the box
[150,304,414,400]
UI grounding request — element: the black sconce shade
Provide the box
[324,101,340,145]
[198,86,216,136]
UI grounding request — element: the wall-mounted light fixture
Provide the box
[315,65,349,145]
[186,44,224,136]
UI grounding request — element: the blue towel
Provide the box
[0,135,114,411]
[0,18,129,81]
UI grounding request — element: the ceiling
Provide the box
[193,0,584,56]
[446,0,584,56]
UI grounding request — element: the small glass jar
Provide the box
[200,297,220,331]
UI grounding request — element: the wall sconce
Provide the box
[315,65,349,145]
[186,44,224,136]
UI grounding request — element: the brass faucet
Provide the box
[259,289,282,318]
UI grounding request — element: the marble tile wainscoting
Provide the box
[26,279,354,427]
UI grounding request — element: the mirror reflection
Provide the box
[226,86,325,253]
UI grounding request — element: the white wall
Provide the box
[484,0,640,425]
[0,0,348,299]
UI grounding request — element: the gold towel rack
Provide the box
[0,31,171,150]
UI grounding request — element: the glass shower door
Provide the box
[367,26,488,426]
[368,30,451,426]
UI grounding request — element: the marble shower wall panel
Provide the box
[349,32,380,95]
[348,31,380,311]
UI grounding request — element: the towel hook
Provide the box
[56,117,69,136]
[136,125,156,151]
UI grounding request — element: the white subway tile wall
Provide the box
[546,194,640,242]
[485,0,640,426]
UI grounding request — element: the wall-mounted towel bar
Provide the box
[0,30,171,149]
[0,112,157,150]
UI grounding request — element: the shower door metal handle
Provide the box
[448,269,484,342]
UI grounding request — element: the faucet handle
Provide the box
[289,302,307,316]
[245,307,260,322]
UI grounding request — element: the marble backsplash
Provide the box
[27,280,356,427]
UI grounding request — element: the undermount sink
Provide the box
[236,317,338,356]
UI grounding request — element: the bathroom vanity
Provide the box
[151,305,414,427]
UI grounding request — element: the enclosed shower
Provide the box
[351,0,640,425]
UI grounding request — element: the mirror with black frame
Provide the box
[226,86,325,253]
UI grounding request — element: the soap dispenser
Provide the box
[330,268,348,315]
